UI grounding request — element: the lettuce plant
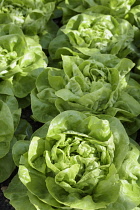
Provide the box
[49,13,134,59]
[4,110,140,210]
[0,0,59,49]
[0,23,47,98]
[0,1,140,210]
[0,0,56,33]
[31,54,140,135]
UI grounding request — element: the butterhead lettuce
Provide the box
[5,111,139,210]
[0,0,59,49]
[31,54,140,136]
[0,23,47,98]
[49,13,134,59]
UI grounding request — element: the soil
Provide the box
[0,189,14,210]
[0,169,17,210]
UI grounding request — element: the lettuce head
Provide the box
[0,0,59,49]
[0,23,47,98]
[49,13,134,59]
[31,53,140,135]
[4,111,140,210]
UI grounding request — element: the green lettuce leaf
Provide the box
[0,100,14,159]
[0,137,16,182]
[4,175,36,210]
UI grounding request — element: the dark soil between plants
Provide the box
[0,169,17,210]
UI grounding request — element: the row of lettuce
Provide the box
[0,0,140,210]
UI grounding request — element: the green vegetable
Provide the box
[1,1,140,210]
[0,0,58,48]
[0,80,21,182]
[31,54,140,135]
[0,23,47,98]
[5,110,140,210]
[49,13,134,59]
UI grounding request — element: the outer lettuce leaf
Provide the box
[0,137,16,182]
[0,96,18,182]
[12,140,30,167]
[0,79,21,142]
[49,13,134,59]
[0,80,32,182]
[101,139,140,210]
[28,190,63,210]
[31,54,140,135]
[126,5,140,28]
[4,175,36,210]
[15,110,140,209]
[14,119,33,141]
[0,80,21,129]
[110,76,140,135]
[39,20,59,49]
[12,121,49,167]
[0,100,14,159]
[4,121,53,209]
[85,0,136,18]
[17,95,31,109]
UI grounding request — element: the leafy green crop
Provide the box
[0,0,59,48]
[0,23,47,98]
[31,54,140,135]
[49,13,134,59]
[0,1,140,210]
[4,111,140,210]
